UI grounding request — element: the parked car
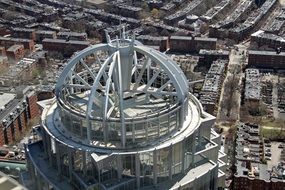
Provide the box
[265,153,272,157]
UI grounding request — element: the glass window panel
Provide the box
[157,148,169,183]
[140,152,154,187]
[122,155,136,176]
[173,143,182,175]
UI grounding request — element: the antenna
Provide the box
[122,26,126,40]
[119,19,122,39]
[116,35,119,48]
[105,30,111,43]
[131,32,135,45]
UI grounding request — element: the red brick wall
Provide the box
[30,31,36,41]
[13,118,19,143]
[0,109,32,146]
[27,94,39,119]
[0,124,4,146]
[20,112,27,131]
[6,45,25,62]
[42,40,89,56]
[233,176,285,190]
[6,124,12,144]
[0,47,5,56]
[248,52,285,69]
[0,28,10,36]
[11,30,36,41]
[27,40,35,51]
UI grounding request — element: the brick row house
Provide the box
[0,87,39,145]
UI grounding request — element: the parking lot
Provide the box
[265,141,283,169]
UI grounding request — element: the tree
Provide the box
[7,5,15,12]
[160,29,170,36]
[142,2,149,11]
[139,2,149,20]
[81,0,87,7]
[139,11,149,20]
[200,23,208,34]
[87,30,101,39]
[151,8,159,19]
[68,20,86,33]
[47,51,64,60]
[32,69,40,78]
[2,11,17,21]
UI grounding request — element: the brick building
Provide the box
[0,87,39,146]
[107,3,142,19]
[234,175,285,190]
[0,24,10,36]
[233,123,285,190]
[36,85,54,101]
[42,38,90,57]
[199,59,228,115]
[199,49,230,65]
[244,69,261,111]
[136,35,169,52]
[248,50,285,69]
[0,47,6,56]
[250,30,285,49]
[169,36,217,53]
[0,56,8,67]
[6,44,25,62]
[35,30,57,43]
[11,28,36,41]
[57,32,87,41]
[0,37,35,51]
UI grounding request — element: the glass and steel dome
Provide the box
[55,28,189,148]
[25,26,224,190]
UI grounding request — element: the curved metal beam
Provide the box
[134,46,189,101]
[55,44,108,98]
[85,52,117,142]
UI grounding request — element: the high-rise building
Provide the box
[22,28,226,190]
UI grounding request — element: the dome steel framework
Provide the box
[55,29,189,149]
[23,27,226,190]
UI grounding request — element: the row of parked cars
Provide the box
[264,140,284,161]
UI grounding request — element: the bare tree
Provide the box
[2,11,18,21]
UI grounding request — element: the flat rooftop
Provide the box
[7,44,23,52]
[42,38,90,45]
[0,93,16,109]
[249,50,285,56]
[170,36,193,40]
[159,161,217,189]
[86,0,107,5]
[0,171,27,190]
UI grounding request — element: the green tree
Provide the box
[160,29,170,36]
[142,2,149,11]
[151,8,159,19]
[32,69,40,78]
